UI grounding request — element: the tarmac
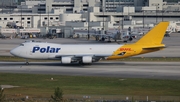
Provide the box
[0,61,180,80]
[0,33,180,80]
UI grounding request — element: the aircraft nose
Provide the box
[10,48,19,56]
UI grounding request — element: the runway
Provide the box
[0,61,180,80]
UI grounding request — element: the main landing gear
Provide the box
[78,61,83,65]
[25,59,29,65]
[78,61,92,65]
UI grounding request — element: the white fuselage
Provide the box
[10,42,122,59]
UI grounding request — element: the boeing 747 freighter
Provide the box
[10,22,169,64]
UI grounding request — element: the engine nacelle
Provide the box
[61,57,71,64]
[82,56,92,63]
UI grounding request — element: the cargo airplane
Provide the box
[10,22,169,64]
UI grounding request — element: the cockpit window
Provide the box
[20,44,24,46]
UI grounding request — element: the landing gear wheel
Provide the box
[78,61,83,65]
[25,59,29,65]
[25,62,29,65]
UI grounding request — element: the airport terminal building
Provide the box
[0,0,180,32]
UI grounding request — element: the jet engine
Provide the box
[61,57,72,64]
[82,56,92,63]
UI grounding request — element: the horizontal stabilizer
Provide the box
[142,44,165,50]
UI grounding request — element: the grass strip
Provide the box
[0,73,180,98]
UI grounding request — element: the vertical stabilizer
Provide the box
[135,22,169,45]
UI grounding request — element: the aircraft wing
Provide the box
[54,54,113,62]
[55,54,112,58]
